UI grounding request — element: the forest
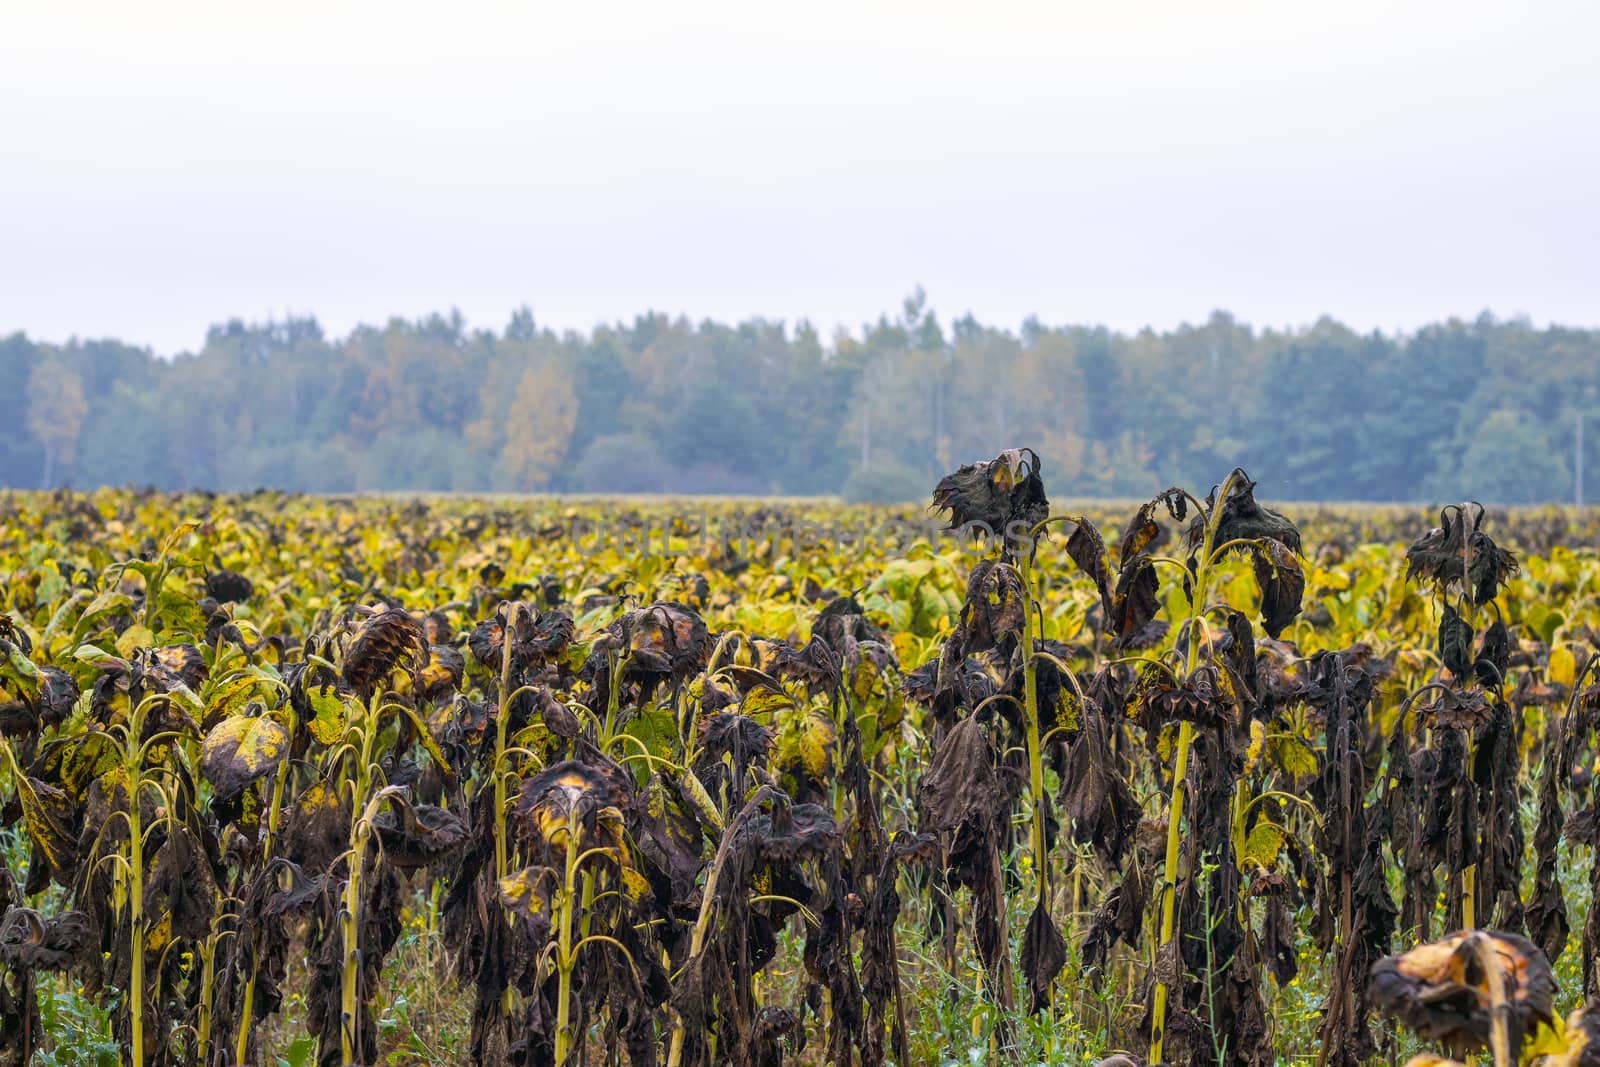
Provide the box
[3,293,1595,504]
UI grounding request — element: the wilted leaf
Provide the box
[1251,540,1304,639]
[1439,605,1474,679]
[1020,903,1066,1014]
[16,776,78,885]
[202,713,290,800]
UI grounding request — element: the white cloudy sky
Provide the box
[2,0,1596,355]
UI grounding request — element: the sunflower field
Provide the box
[3,456,1600,1067]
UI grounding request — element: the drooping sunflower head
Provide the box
[1370,930,1555,1057]
[514,759,632,853]
[930,447,1048,544]
[597,602,711,683]
[340,604,427,696]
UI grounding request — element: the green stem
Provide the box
[554,808,581,1067]
[1018,553,1049,913]
[1150,471,1238,1063]
[339,695,377,1067]
[494,604,523,1022]
[142,562,164,630]
[197,930,219,1062]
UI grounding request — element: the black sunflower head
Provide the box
[1405,503,1519,606]
[1132,663,1238,733]
[931,448,1049,552]
[203,568,254,604]
[0,907,94,972]
[1183,468,1301,556]
[373,794,470,870]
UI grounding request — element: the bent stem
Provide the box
[1150,471,1238,1063]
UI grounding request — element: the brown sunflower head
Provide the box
[417,644,465,702]
[469,602,576,676]
[1370,930,1555,1057]
[514,759,633,853]
[598,602,711,683]
[140,644,208,693]
[341,604,427,696]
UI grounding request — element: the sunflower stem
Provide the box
[554,806,582,1067]
[494,603,524,1023]
[237,710,292,1066]
[126,700,147,1067]
[196,929,218,1062]
[339,692,378,1067]
[1151,469,1238,1064]
[1456,523,1481,934]
[1468,932,1513,1067]
[1018,549,1051,1002]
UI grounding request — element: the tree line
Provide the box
[2,292,1595,503]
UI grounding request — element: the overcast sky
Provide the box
[2,1,1596,356]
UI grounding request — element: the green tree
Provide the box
[1432,409,1570,504]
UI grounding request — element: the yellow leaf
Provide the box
[1267,735,1319,779]
[498,866,553,920]
[1526,1012,1572,1063]
[145,912,173,955]
[741,684,795,720]
[620,866,652,903]
[1551,645,1577,689]
[1241,819,1284,873]
[115,624,155,659]
[203,676,265,731]
[306,685,348,745]
[1243,719,1266,775]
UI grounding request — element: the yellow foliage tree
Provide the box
[500,360,578,490]
[25,358,88,488]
